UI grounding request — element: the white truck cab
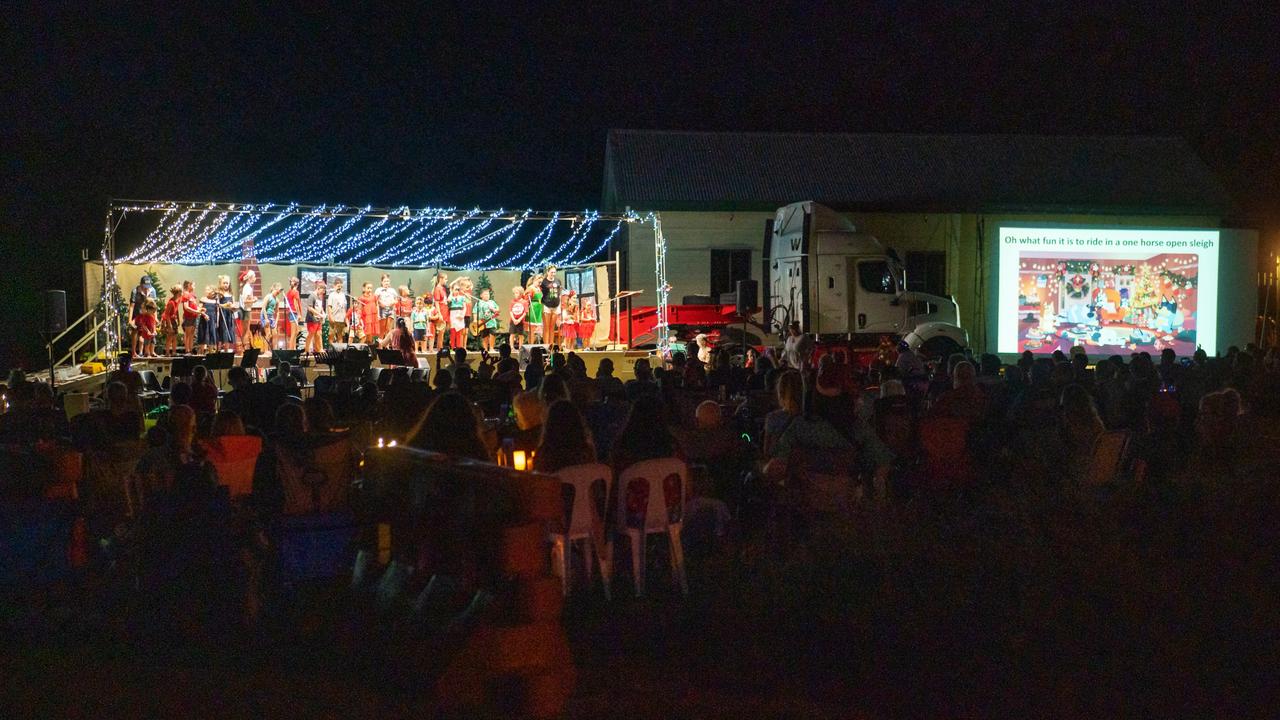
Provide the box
[767,201,969,357]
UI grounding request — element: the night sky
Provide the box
[3,3,1278,367]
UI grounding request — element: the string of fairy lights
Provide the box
[115,201,628,269]
[97,200,671,360]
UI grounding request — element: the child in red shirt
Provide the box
[136,299,158,357]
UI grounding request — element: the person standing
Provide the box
[282,277,302,350]
[432,272,449,351]
[238,270,257,352]
[474,287,500,354]
[560,290,578,350]
[262,283,282,349]
[527,274,544,345]
[161,284,182,356]
[327,277,349,344]
[411,296,430,353]
[357,282,379,344]
[197,285,220,353]
[508,285,528,352]
[304,281,326,354]
[375,273,398,336]
[447,279,472,351]
[539,265,561,348]
[136,299,158,357]
[129,276,157,355]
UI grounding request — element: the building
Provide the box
[603,130,1234,350]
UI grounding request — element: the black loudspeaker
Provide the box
[735,279,758,316]
[45,290,67,334]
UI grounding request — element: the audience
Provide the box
[534,400,597,472]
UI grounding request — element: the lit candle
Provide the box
[512,450,527,471]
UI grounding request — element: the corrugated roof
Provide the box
[603,130,1233,216]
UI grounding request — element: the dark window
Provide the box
[858,260,896,294]
[905,251,947,295]
[710,249,752,298]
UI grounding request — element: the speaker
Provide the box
[735,279,758,316]
[45,290,67,334]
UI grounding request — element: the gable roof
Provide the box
[603,130,1232,216]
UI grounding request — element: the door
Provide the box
[815,254,849,334]
[853,258,903,334]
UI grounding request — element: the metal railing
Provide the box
[45,306,105,370]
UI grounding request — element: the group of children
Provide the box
[126,263,599,358]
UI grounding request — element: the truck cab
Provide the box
[767,201,968,357]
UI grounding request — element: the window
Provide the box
[710,249,752,298]
[905,251,947,296]
[858,260,896,294]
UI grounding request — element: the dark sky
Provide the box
[3,2,1279,366]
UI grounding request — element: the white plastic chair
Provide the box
[549,463,613,599]
[614,458,689,597]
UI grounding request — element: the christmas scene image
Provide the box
[1017,250,1199,355]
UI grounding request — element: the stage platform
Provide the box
[41,346,654,395]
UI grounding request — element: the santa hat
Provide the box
[239,269,253,282]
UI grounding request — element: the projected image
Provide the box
[1016,253,1199,354]
[998,228,1219,355]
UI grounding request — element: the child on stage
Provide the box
[509,285,528,352]
[282,277,302,350]
[447,278,472,350]
[238,270,257,352]
[426,296,444,352]
[161,284,182,356]
[432,272,449,351]
[136,299,158,357]
[578,294,597,348]
[398,285,413,321]
[375,273,398,336]
[560,290,579,349]
[474,287,500,354]
[304,281,327,354]
[327,277,349,344]
[358,282,380,344]
[262,283,281,349]
[526,273,544,345]
[411,296,430,353]
[180,280,203,354]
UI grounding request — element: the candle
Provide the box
[513,450,527,471]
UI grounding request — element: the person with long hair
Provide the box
[539,265,561,348]
[238,270,257,352]
[215,274,238,352]
[508,285,527,352]
[357,281,379,344]
[535,400,596,472]
[282,276,302,350]
[432,272,449,351]
[383,317,418,367]
[407,392,490,461]
[179,280,205,354]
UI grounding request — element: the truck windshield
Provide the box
[858,260,896,294]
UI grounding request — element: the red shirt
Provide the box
[136,313,156,338]
[161,298,179,323]
[181,291,201,317]
[510,297,528,324]
[398,296,413,317]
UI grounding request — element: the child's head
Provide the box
[332,277,343,290]
[314,281,326,294]
[205,285,216,298]
[481,288,490,299]
[170,284,182,297]
[143,299,157,313]
[436,271,448,285]
[415,296,426,308]
[381,273,391,287]
[363,282,373,293]
[218,274,230,290]
[512,286,523,298]
[270,282,282,293]
[183,280,194,292]
[399,285,409,296]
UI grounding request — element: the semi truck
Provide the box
[767,201,969,358]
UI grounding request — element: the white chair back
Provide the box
[555,463,612,540]
[616,457,688,533]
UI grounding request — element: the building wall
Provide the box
[625,208,1222,350]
